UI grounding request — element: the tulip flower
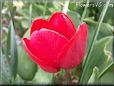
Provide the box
[22,12,88,73]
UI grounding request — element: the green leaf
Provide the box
[99,64,114,84]
[79,0,111,83]
[1,50,10,84]
[80,36,113,83]
[13,74,24,84]
[17,43,37,80]
[68,11,81,28]
[16,13,37,79]
[86,22,113,54]
[17,29,37,80]
[7,20,18,80]
[32,67,53,84]
[88,67,99,84]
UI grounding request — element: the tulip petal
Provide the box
[30,28,68,68]
[49,12,76,39]
[59,22,88,69]
[30,19,49,34]
[30,12,76,39]
[22,38,60,73]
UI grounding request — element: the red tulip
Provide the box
[22,12,88,73]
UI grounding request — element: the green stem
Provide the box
[62,0,70,14]
[81,0,90,23]
[43,0,48,17]
[29,4,32,24]
[79,0,111,84]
